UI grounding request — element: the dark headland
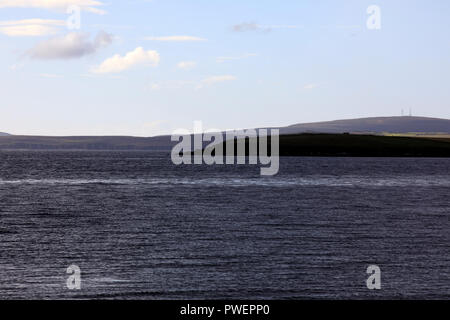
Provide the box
[0,116,449,156]
[241,133,450,157]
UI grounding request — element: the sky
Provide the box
[1,0,449,136]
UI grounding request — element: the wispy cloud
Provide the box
[28,31,112,59]
[216,53,257,63]
[144,35,207,42]
[92,47,160,74]
[0,19,65,37]
[39,73,62,78]
[232,23,263,32]
[232,22,301,33]
[0,0,107,15]
[335,25,361,30]
[269,25,303,30]
[10,63,25,71]
[303,83,322,90]
[177,61,197,70]
[198,75,236,89]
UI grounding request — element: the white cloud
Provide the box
[92,47,160,74]
[28,31,112,59]
[0,19,65,37]
[144,35,206,42]
[0,0,106,14]
[177,61,196,70]
[216,53,257,63]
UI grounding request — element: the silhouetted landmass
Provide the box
[208,134,450,157]
[277,134,450,157]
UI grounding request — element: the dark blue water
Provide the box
[0,151,449,299]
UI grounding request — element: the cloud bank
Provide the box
[28,31,112,59]
[0,0,106,14]
[0,19,65,36]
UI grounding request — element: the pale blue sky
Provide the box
[1,0,449,136]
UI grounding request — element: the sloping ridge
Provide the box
[0,135,174,150]
[281,116,450,134]
[0,116,449,150]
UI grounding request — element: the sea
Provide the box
[0,151,448,299]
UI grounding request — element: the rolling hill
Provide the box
[0,116,448,151]
[279,116,450,135]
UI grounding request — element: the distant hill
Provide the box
[280,116,450,135]
[0,116,448,150]
[0,132,11,136]
[0,135,174,150]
